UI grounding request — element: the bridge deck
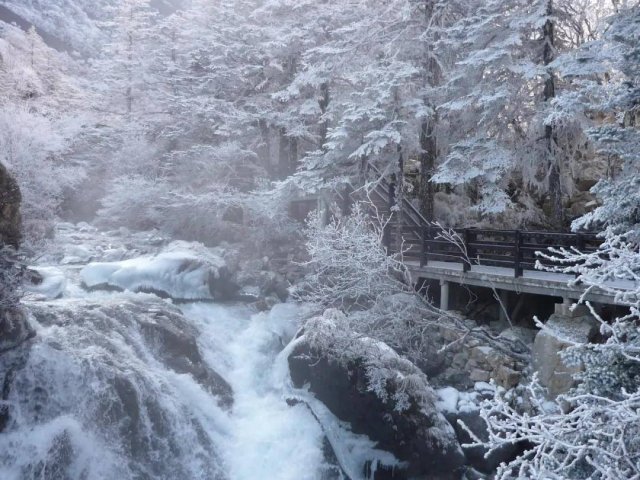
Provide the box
[406,260,634,305]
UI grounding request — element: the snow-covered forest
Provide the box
[0,0,639,479]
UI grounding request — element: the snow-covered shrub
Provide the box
[475,191,640,478]
[98,175,246,245]
[293,203,412,312]
[243,185,299,252]
[293,203,445,362]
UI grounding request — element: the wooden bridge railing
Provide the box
[364,166,602,278]
[420,227,600,277]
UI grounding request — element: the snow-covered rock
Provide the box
[288,310,465,478]
[532,311,599,398]
[24,266,67,300]
[436,385,520,475]
[80,241,239,301]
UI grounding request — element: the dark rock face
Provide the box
[445,409,519,474]
[289,340,466,479]
[29,297,233,409]
[0,162,21,249]
[208,265,241,302]
[0,307,34,354]
[136,309,233,408]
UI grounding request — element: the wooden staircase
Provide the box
[365,164,427,261]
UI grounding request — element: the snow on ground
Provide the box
[436,382,495,415]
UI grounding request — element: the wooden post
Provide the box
[422,224,430,267]
[499,289,509,323]
[514,230,523,277]
[574,232,585,279]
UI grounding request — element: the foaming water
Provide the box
[180,302,327,480]
[0,296,232,480]
[0,287,333,479]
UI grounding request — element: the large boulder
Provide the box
[436,386,520,475]
[0,251,32,354]
[0,162,21,248]
[532,304,599,398]
[288,310,466,479]
[0,307,33,354]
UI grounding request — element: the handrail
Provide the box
[357,161,602,276]
[366,162,430,229]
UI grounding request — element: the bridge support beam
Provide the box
[440,280,450,311]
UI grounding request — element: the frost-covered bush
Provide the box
[96,175,166,231]
[473,9,640,477]
[293,203,412,312]
[97,175,246,245]
[243,185,299,251]
[293,203,448,362]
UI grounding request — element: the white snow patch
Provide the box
[436,387,460,413]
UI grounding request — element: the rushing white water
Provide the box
[180,302,328,480]
[1,225,401,480]
[0,295,336,479]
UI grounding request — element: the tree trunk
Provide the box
[419,114,437,221]
[319,82,330,150]
[395,146,405,254]
[259,119,272,174]
[278,127,290,179]
[126,30,133,117]
[289,136,298,174]
[543,0,563,227]
[419,0,441,222]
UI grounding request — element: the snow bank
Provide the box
[79,241,231,301]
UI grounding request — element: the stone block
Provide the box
[470,346,495,363]
[493,366,520,389]
[499,326,537,346]
[469,369,490,382]
[554,301,590,318]
[452,352,468,369]
[532,313,598,398]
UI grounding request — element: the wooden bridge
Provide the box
[364,165,630,309]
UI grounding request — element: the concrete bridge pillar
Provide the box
[440,280,450,311]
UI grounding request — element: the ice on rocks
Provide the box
[80,241,228,301]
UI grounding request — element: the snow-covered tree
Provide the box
[433,0,611,227]
[473,6,640,477]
